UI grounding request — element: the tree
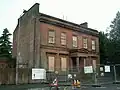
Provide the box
[109,11,120,41]
[108,11,120,64]
[0,28,12,59]
[99,31,109,64]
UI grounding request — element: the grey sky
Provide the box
[0,0,120,41]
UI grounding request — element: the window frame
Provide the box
[91,40,96,50]
[83,38,88,49]
[61,32,67,45]
[48,30,55,44]
[60,57,67,71]
[48,56,55,71]
[72,35,78,48]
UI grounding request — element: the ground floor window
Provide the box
[61,57,67,71]
[92,60,96,69]
[48,56,55,71]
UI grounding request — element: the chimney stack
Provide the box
[80,22,88,28]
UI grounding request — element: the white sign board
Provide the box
[74,74,76,77]
[100,67,104,71]
[68,74,72,79]
[100,73,104,76]
[32,68,46,80]
[104,66,110,72]
[84,66,93,74]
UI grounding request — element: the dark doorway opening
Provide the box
[71,57,76,68]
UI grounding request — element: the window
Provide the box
[61,57,67,71]
[48,56,55,71]
[83,38,88,49]
[48,30,55,44]
[93,60,96,70]
[61,33,66,45]
[92,40,96,50]
[72,36,77,47]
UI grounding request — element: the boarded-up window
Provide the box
[92,40,96,50]
[61,33,66,45]
[61,57,67,71]
[83,38,88,49]
[93,60,96,69]
[73,36,77,47]
[84,58,86,66]
[48,56,55,71]
[48,30,55,44]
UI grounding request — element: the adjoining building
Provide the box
[12,3,99,72]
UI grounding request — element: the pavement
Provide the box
[0,83,120,90]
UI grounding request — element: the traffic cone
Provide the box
[73,79,77,86]
[76,80,81,88]
[50,78,58,87]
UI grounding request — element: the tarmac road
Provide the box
[26,84,120,90]
[80,84,120,90]
[0,84,120,90]
[25,84,120,90]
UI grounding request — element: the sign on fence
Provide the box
[100,67,104,71]
[68,74,72,79]
[84,66,93,74]
[104,65,110,72]
[32,68,46,80]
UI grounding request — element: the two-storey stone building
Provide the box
[13,3,99,72]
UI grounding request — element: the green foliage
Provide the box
[100,11,120,64]
[0,28,12,59]
[109,11,120,41]
[99,31,108,64]
[108,11,120,64]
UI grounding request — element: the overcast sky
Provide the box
[0,0,120,41]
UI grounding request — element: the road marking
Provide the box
[117,87,120,89]
[96,87,106,88]
[82,86,87,88]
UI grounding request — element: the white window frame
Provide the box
[93,60,96,70]
[83,38,88,49]
[72,36,77,47]
[92,40,96,50]
[84,58,86,66]
[48,30,55,44]
[61,32,66,45]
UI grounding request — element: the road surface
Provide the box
[0,84,120,90]
[26,84,120,90]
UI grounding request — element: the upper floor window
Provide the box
[92,40,96,50]
[61,32,66,45]
[48,30,55,44]
[83,38,88,49]
[72,36,77,47]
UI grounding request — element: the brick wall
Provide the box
[40,22,99,69]
[13,3,99,70]
[40,23,99,51]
